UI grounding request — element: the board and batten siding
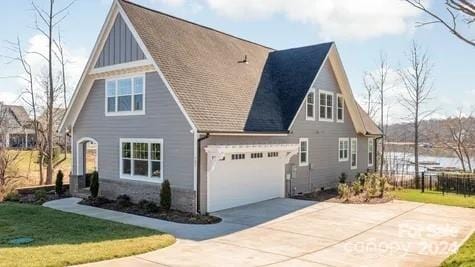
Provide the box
[199,60,373,211]
[95,14,146,68]
[72,71,195,190]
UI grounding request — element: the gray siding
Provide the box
[199,60,374,212]
[73,72,194,191]
[95,15,145,68]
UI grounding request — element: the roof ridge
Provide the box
[273,42,334,53]
[119,0,274,51]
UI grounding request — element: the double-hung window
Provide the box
[106,75,145,115]
[350,138,357,169]
[368,138,374,167]
[306,89,315,120]
[338,138,349,162]
[336,94,344,122]
[319,90,333,121]
[120,138,162,181]
[299,138,309,166]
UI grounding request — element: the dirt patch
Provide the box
[79,197,221,225]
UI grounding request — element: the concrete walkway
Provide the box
[44,198,475,267]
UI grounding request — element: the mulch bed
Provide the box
[293,188,394,204]
[79,197,221,225]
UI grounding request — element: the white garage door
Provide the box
[207,152,287,212]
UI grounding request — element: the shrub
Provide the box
[138,199,150,209]
[90,171,99,198]
[116,194,131,208]
[338,183,351,202]
[34,189,48,203]
[144,201,159,213]
[55,170,64,195]
[352,180,362,195]
[379,176,388,198]
[339,172,347,184]
[356,173,366,186]
[4,191,20,202]
[160,180,172,210]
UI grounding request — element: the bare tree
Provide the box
[404,0,475,47]
[364,53,391,176]
[399,42,435,183]
[440,109,474,172]
[0,105,22,198]
[362,74,379,120]
[31,0,75,184]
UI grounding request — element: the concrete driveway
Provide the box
[79,198,475,267]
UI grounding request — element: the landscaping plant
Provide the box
[339,172,347,184]
[337,183,351,202]
[116,194,132,208]
[90,171,99,198]
[55,170,64,195]
[160,179,172,210]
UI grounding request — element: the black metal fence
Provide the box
[388,172,475,196]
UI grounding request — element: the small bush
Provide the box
[55,170,64,195]
[160,180,172,210]
[90,171,99,198]
[34,189,48,203]
[138,199,150,209]
[116,194,131,208]
[4,191,20,202]
[144,201,159,213]
[352,180,362,195]
[339,172,347,184]
[338,183,351,202]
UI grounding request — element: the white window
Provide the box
[368,138,374,167]
[337,94,344,122]
[306,89,315,120]
[351,138,357,169]
[319,90,333,121]
[120,138,162,182]
[299,138,309,166]
[338,138,349,162]
[106,75,145,116]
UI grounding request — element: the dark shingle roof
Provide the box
[119,0,381,135]
[245,43,333,131]
[3,105,31,127]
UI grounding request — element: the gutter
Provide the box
[196,133,210,214]
[196,130,290,136]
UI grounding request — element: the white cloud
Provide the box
[203,0,426,40]
[0,90,19,104]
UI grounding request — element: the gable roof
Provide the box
[1,104,31,128]
[60,0,381,136]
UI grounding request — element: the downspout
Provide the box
[196,133,210,214]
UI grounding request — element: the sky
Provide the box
[0,0,474,124]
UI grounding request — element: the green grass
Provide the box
[441,233,475,267]
[393,189,475,208]
[0,202,175,267]
[393,189,475,266]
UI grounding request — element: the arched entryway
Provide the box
[76,137,98,190]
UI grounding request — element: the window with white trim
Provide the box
[368,138,374,167]
[337,94,344,122]
[351,138,357,169]
[251,152,263,159]
[268,152,278,158]
[231,153,245,160]
[120,138,162,181]
[338,138,349,162]
[299,138,309,166]
[306,89,315,120]
[319,90,333,121]
[106,75,145,115]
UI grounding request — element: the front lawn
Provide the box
[0,202,175,267]
[393,189,475,208]
[393,189,475,266]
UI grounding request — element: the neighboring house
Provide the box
[39,108,69,151]
[0,102,36,149]
[60,0,382,214]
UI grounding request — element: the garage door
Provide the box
[207,150,291,212]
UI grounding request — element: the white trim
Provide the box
[208,132,288,137]
[288,44,333,130]
[59,1,118,132]
[193,130,198,192]
[116,3,197,132]
[305,88,315,121]
[338,137,349,162]
[318,89,334,122]
[119,138,164,183]
[368,138,374,167]
[299,138,309,167]
[90,59,152,75]
[350,137,357,170]
[104,73,146,116]
[76,137,99,176]
[336,93,344,123]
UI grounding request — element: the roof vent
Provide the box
[238,55,248,64]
